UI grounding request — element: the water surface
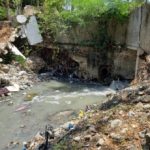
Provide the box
[0,79,114,150]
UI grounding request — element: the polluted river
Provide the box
[0,79,116,150]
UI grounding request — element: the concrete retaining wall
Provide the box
[56,4,150,82]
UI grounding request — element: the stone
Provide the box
[126,145,138,150]
[0,42,7,49]
[20,125,26,128]
[89,125,97,133]
[96,138,105,147]
[34,132,44,141]
[8,101,13,106]
[147,113,150,121]
[141,95,150,103]
[110,119,122,128]
[25,56,46,73]
[2,65,9,73]
[0,58,3,62]
[110,133,124,142]
[91,133,101,142]
[121,128,128,134]
[139,130,147,138]
[23,5,38,17]
[143,104,150,109]
[119,110,124,115]
[121,92,128,100]
[146,55,150,64]
[6,92,12,96]
[145,88,150,95]
[145,132,150,148]
[138,91,145,96]
[128,111,135,117]
[73,136,81,142]
[18,71,27,76]
[135,102,144,109]
[84,135,92,141]
[54,128,64,137]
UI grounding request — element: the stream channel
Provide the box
[0,79,115,150]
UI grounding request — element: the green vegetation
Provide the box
[2,52,25,65]
[0,6,7,20]
[0,0,144,38]
[36,0,143,39]
[38,0,65,38]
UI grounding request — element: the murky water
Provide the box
[0,79,115,150]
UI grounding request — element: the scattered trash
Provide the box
[24,92,37,101]
[6,83,20,92]
[15,104,31,112]
[67,123,75,131]
[7,43,26,60]
[22,142,27,150]
[78,110,84,118]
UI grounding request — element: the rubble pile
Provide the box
[0,63,39,97]
[0,22,17,57]
[26,81,150,150]
[137,54,150,82]
[0,21,42,97]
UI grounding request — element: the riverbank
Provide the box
[0,62,40,98]
[26,80,150,150]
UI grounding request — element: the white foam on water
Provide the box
[65,101,71,105]
[83,89,89,92]
[31,87,116,103]
[55,90,60,93]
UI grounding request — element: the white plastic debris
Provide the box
[6,83,20,92]
[16,15,27,24]
[7,43,26,60]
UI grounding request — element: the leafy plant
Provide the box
[13,55,26,65]
[0,6,7,20]
[61,0,143,24]
[38,0,66,39]
[2,52,25,65]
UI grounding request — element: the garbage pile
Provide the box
[0,6,44,98]
[26,81,150,150]
[0,63,39,97]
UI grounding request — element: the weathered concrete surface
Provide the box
[108,19,127,45]
[70,48,136,82]
[126,7,141,50]
[71,54,99,80]
[113,49,137,79]
[56,21,100,45]
[140,5,150,53]
[56,4,150,82]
